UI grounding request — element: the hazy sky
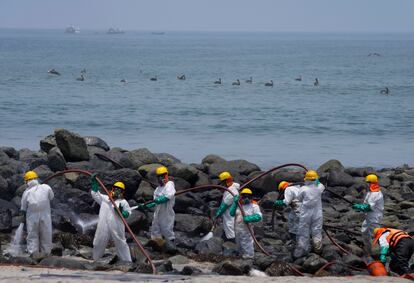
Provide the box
[1,0,413,32]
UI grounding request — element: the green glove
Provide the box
[114,204,130,219]
[274,200,285,207]
[215,202,229,219]
[154,195,169,204]
[229,195,240,217]
[90,173,99,192]
[137,204,146,211]
[352,203,371,212]
[145,202,156,209]
[379,246,388,264]
[243,213,262,223]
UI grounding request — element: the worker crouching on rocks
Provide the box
[214,171,240,243]
[373,227,414,275]
[20,171,54,257]
[90,175,132,262]
[274,181,301,242]
[294,170,325,258]
[353,174,384,253]
[229,188,262,259]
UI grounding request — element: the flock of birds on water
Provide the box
[47,54,390,95]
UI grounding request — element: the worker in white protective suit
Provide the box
[274,181,301,240]
[20,171,54,256]
[229,188,262,259]
[140,166,176,242]
[214,171,240,242]
[90,175,132,262]
[352,174,384,253]
[294,170,325,258]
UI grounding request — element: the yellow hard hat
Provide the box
[240,188,252,195]
[278,181,290,190]
[365,174,378,183]
[24,171,38,182]
[219,171,232,181]
[113,181,125,190]
[304,170,318,181]
[156,166,168,176]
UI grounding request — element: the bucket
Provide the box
[367,261,388,276]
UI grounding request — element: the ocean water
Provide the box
[0,29,413,169]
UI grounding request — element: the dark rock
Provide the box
[126,210,149,233]
[51,242,64,256]
[249,169,305,196]
[222,241,238,257]
[47,147,67,172]
[174,194,198,213]
[345,167,375,177]
[0,147,19,159]
[206,162,241,181]
[121,148,159,169]
[32,165,53,181]
[137,163,163,178]
[84,136,110,151]
[181,265,202,275]
[175,214,211,236]
[265,260,296,276]
[195,237,223,256]
[155,260,173,273]
[98,169,142,199]
[168,163,199,183]
[227,159,261,175]
[171,177,191,191]
[302,253,328,274]
[201,154,226,165]
[194,171,211,186]
[108,261,137,272]
[0,207,12,232]
[155,153,181,166]
[66,161,92,171]
[88,150,116,171]
[0,199,19,215]
[343,254,366,268]
[39,256,88,269]
[54,129,89,162]
[327,169,355,187]
[8,256,38,265]
[0,176,11,200]
[260,192,279,209]
[40,135,57,153]
[318,159,345,174]
[212,260,244,275]
[134,180,154,201]
[175,232,197,250]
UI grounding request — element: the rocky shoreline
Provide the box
[0,128,413,278]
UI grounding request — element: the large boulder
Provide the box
[327,169,355,187]
[137,163,163,178]
[265,260,296,276]
[168,163,199,184]
[249,169,305,196]
[345,167,375,177]
[54,129,89,162]
[126,210,149,233]
[301,253,328,274]
[174,213,211,236]
[195,237,223,256]
[212,260,250,275]
[40,135,57,153]
[317,159,345,174]
[134,180,155,201]
[201,154,226,165]
[98,169,142,199]
[155,153,181,166]
[83,136,110,151]
[47,147,67,172]
[0,175,11,200]
[227,160,261,175]
[0,147,19,159]
[0,206,12,232]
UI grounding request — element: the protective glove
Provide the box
[352,203,371,212]
[154,195,169,204]
[145,202,156,209]
[274,200,285,207]
[137,204,146,212]
[379,246,388,264]
[114,203,130,219]
[90,173,99,192]
[229,195,240,217]
[214,202,229,219]
[243,213,262,223]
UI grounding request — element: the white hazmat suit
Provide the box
[283,185,301,235]
[221,182,240,240]
[150,180,176,240]
[361,189,384,250]
[295,181,325,257]
[21,179,54,255]
[91,191,132,261]
[234,201,262,258]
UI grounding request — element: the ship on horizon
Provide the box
[65,25,80,34]
[107,28,125,34]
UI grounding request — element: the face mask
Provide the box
[27,179,39,188]
[243,198,251,205]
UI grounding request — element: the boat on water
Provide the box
[65,26,80,34]
[107,28,125,34]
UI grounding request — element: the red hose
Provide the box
[43,169,157,274]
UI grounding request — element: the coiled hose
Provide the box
[42,169,157,274]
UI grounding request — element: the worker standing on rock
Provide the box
[214,171,240,242]
[229,188,262,259]
[352,174,384,253]
[274,181,301,241]
[294,170,325,258]
[90,175,132,262]
[373,227,414,275]
[20,171,54,257]
[143,166,176,244]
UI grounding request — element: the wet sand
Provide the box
[0,266,409,283]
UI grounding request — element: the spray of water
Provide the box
[70,212,99,234]
[6,223,25,256]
